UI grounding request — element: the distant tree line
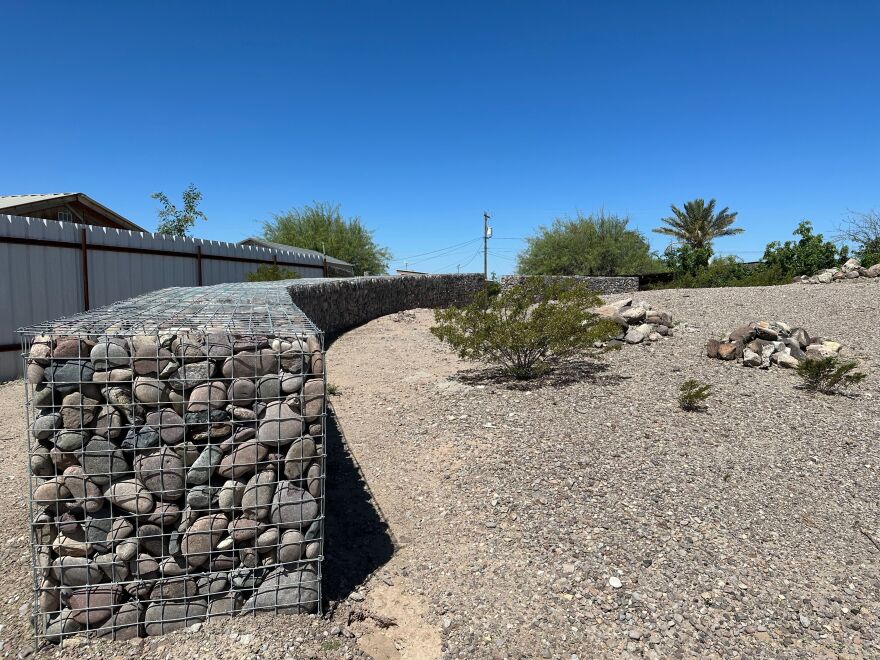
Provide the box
[516,196,879,288]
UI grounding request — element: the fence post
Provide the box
[322,256,329,278]
[196,246,203,286]
[80,228,90,310]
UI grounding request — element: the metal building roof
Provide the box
[0,193,145,232]
[238,237,353,266]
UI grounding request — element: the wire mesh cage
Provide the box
[20,283,326,643]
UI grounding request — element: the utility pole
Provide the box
[483,211,492,280]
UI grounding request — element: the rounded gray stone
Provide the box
[243,565,319,613]
[270,482,318,530]
[81,439,128,486]
[258,401,303,447]
[90,340,130,370]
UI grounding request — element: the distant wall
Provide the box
[287,274,486,333]
[499,275,639,295]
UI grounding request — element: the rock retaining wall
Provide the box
[286,274,486,333]
[499,275,639,296]
[22,285,325,643]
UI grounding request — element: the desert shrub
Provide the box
[663,244,714,275]
[653,257,787,289]
[678,379,711,411]
[430,278,618,379]
[796,356,866,394]
[517,212,664,276]
[838,210,880,267]
[245,264,301,281]
[763,221,848,277]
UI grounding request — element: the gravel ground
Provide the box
[0,280,878,658]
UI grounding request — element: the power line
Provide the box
[435,247,483,274]
[389,237,482,264]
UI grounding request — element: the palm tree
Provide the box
[653,198,743,249]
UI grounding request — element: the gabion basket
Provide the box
[20,283,325,643]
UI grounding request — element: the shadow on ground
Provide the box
[322,404,396,603]
[452,358,628,391]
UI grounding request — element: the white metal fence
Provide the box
[0,214,330,381]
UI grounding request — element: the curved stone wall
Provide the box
[286,274,486,334]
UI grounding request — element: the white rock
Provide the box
[609,576,622,589]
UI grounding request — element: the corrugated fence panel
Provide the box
[0,214,341,381]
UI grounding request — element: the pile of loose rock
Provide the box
[594,297,675,346]
[707,321,842,368]
[798,257,880,284]
[25,327,325,643]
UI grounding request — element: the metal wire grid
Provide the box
[20,282,319,339]
[21,285,326,644]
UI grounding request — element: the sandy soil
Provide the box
[0,279,878,659]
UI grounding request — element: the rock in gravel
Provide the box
[624,324,653,344]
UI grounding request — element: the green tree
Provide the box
[762,221,848,277]
[516,212,662,276]
[262,202,390,275]
[662,244,715,276]
[152,184,207,236]
[653,198,743,253]
[431,278,617,380]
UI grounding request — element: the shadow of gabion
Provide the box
[321,405,395,603]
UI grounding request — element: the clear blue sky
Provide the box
[2,1,878,275]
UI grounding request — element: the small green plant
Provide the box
[678,379,712,411]
[796,356,866,394]
[245,263,301,282]
[321,638,341,651]
[431,278,617,380]
[327,383,340,395]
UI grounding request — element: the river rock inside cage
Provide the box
[26,330,325,642]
